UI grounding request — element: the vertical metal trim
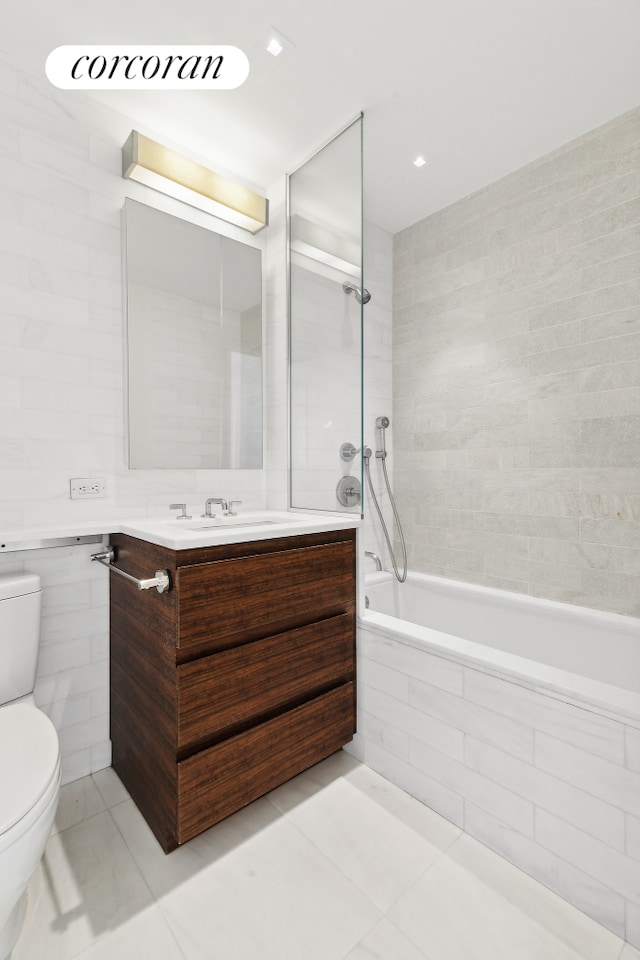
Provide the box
[286,172,292,509]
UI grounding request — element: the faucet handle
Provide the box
[169,502,191,520]
[228,500,243,516]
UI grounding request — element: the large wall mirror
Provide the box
[123,199,263,469]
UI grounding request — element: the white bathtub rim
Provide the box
[363,569,640,638]
[358,610,640,730]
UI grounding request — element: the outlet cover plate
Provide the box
[70,477,106,499]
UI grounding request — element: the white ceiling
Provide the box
[5,0,640,234]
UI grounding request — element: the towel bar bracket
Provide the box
[91,547,171,593]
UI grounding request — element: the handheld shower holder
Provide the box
[375,414,389,458]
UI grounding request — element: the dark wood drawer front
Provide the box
[176,540,355,653]
[177,614,353,750]
[177,683,354,844]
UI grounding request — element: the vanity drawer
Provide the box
[176,539,355,654]
[177,614,354,750]
[177,683,354,844]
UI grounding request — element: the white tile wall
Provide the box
[349,625,640,947]
[361,222,396,570]
[289,261,362,511]
[0,542,109,785]
[393,106,640,617]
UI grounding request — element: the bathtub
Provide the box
[362,571,640,721]
[355,571,640,946]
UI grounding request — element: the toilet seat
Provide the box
[0,703,60,837]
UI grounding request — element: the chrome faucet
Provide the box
[364,550,382,571]
[202,497,229,518]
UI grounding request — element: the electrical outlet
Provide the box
[70,477,106,499]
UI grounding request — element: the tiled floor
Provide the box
[12,752,639,960]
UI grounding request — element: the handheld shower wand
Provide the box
[375,416,390,458]
[364,416,407,583]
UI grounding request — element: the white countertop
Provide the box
[119,511,359,550]
[0,511,360,552]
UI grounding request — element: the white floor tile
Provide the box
[50,775,107,836]
[158,817,380,960]
[13,765,634,960]
[71,905,184,960]
[12,810,153,960]
[387,833,623,960]
[91,766,130,808]
[111,794,282,899]
[345,763,461,851]
[284,775,447,911]
[343,917,429,959]
[447,832,623,959]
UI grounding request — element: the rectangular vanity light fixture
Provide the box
[122,130,268,233]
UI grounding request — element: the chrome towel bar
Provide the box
[91,547,170,593]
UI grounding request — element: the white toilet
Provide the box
[0,573,61,960]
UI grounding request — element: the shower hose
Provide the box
[364,448,407,583]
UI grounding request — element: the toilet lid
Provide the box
[0,704,60,835]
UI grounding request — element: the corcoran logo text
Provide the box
[45,45,249,90]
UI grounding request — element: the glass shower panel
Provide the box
[288,116,364,513]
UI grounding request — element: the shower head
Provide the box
[376,416,390,429]
[342,281,372,305]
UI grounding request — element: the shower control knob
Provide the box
[336,476,362,508]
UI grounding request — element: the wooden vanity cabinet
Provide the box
[109,528,356,852]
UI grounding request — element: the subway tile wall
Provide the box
[393,106,640,617]
[0,542,111,784]
[289,262,363,512]
[349,627,640,947]
[362,223,396,571]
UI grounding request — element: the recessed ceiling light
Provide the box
[265,28,291,57]
[413,156,427,168]
[267,37,283,57]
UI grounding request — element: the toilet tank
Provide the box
[0,573,42,705]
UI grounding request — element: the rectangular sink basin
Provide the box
[184,519,278,530]
[169,513,305,531]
